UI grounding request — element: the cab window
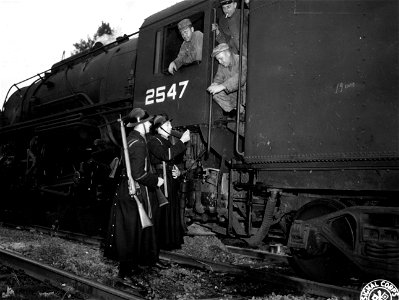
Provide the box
[154,12,204,74]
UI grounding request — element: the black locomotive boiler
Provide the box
[1,0,398,284]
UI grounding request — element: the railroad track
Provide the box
[0,247,145,300]
[2,223,361,299]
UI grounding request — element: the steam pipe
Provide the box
[39,187,70,197]
[1,98,131,133]
[246,189,280,247]
[35,93,94,109]
[35,116,84,132]
[0,113,83,135]
[35,121,96,133]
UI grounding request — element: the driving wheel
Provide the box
[289,199,356,283]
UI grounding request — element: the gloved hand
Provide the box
[172,165,181,179]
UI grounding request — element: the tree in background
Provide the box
[72,22,114,55]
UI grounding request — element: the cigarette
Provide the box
[225,13,228,18]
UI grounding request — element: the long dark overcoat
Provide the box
[104,130,160,266]
[148,133,186,250]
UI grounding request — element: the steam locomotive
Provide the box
[1,0,398,284]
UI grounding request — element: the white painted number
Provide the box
[178,80,189,98]
[155,86,166,103]
[145,89,155,105]
[145,80,189,105]
[167,84,177,100]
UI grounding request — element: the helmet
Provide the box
[125,108,153,127]
[153,114,173,129]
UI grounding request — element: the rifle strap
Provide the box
[153,136,169,198]
[144,157,152,219]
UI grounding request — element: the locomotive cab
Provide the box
[134,0,246,132]
[135,1,212,126]
[133,0,250,242]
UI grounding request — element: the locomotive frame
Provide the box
[1,0,398,284]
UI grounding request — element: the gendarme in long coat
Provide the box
[104,130,160,271]
[148,133,186,250]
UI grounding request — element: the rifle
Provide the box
[147,161,168,207]
[119,116,153,229]
[162,161,168,198]
[156,186,169,207]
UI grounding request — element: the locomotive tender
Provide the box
[1,0,398,283]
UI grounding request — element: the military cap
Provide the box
[125,108,154,127]
[153,114,173,129]
[211,43,230,57]
[177,18,192,31]
[219,0,235,5]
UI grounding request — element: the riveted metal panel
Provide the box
[245,0,398,165]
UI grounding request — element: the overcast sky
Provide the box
[0,0,184,108]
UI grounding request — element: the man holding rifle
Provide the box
[148,114,191,250]
[104,108,164,282]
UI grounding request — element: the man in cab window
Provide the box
[168,18,203,75]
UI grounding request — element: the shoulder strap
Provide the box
[128,138,139,148]
[154,136,163,145]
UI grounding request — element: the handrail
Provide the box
[207,8,218,156]
[235,0,245,157]
[3,75,41,110]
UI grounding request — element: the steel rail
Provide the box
[0,248,144,300]
[226,245,291,261]
[4,224,361,299]
[160,251,360,299]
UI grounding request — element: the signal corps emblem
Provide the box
[360,279,399,300]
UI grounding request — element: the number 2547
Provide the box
[145,80,189,105]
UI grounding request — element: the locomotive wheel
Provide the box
[288,199,356,283]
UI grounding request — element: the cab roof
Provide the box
[140,0,210,29]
